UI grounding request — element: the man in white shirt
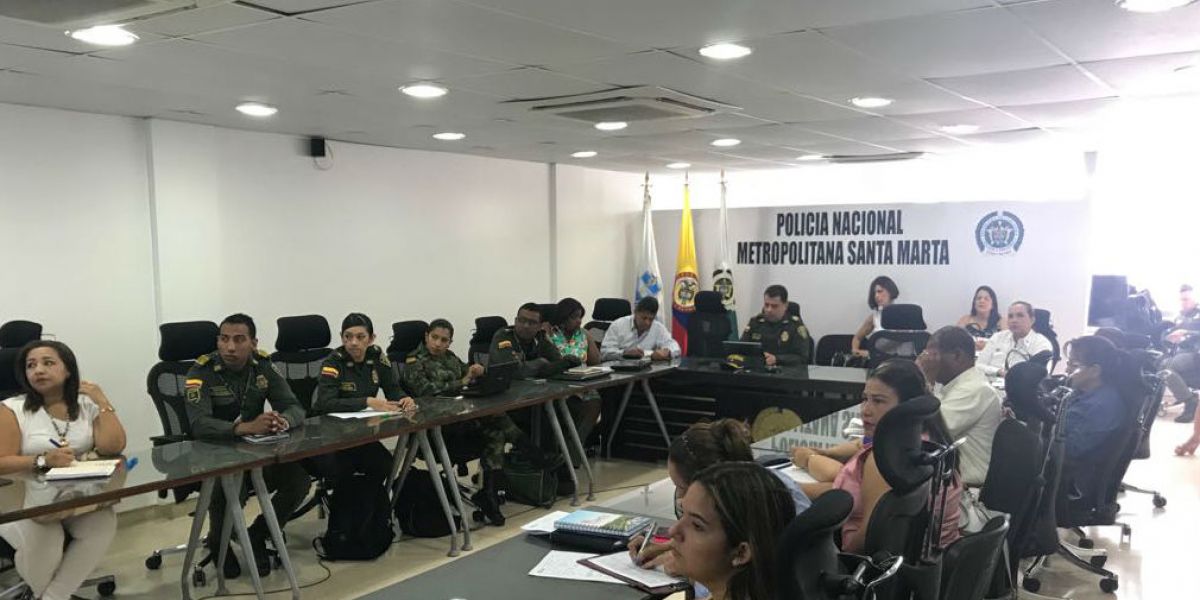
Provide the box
[976,301,1053,378]
[919,326,1003,487]
[600,297,681,361]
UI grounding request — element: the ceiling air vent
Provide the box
[827,152,925,164]
[0,0,225,28]
[518,86,739,124]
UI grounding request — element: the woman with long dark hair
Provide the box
[956,286,1004,350]
[851,275,900,358]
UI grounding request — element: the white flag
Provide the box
[713,171,738,332]
[635,173,666,323]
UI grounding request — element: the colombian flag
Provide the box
[672,180,699,356]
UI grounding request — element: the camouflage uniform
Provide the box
[741,313,812,365]
[403,343,525,470]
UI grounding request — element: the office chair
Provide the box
[815,334,855,367]
[937,515,1009,600]
[467,316,507,366]
[584,298,631,344]
[1032,309,1061,372]
[142,321,220,576]
[1117,348,1168,508]
[1,537,116,599]
[271,315,334,522]
[865,304,930,368]
[978,418,1045,598]
[386,320,428,387]
[537,303,558,330]
[0,348,20,399]
[686,291,732,358]
[0,320,41,348]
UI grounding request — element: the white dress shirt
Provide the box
[600,315,681,361]
[975,330,1052,377]
[933,368,1003,487]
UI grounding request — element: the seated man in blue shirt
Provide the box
[600,297,681,361]
[1061,336,1136,505]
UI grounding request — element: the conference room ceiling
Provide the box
[0,0,1197,173]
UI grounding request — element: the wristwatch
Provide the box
[35,454,48,472]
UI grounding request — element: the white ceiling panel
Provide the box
[802,116,936,142]
[690,31,914,94]
[244,1,374,12]
[806,81,987,116]
[1082,52,1200,96]
[960,127,1070,147]
[0,44,69,71]
[792,139,903,155]
[823,7,1068,78]
[695,123,844,147]
[876,136,973,154]
[1001,97,1121,129]
[305,0,638,66]
[446,67,610,100]
[193,19,514,83]
[128,3,280,38]
[890,108,1030,133]
[462,0,990,49]
[1010,0,1200,63]
[931,64,1113,107]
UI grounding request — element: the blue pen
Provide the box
[48,438,62,448]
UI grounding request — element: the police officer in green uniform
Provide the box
[404,318,533,527]
[184,314,310,578]
[311,313,416,490]
[741,285,812,366]
[488,303,579,378]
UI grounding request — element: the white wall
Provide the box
[552,165,643,307]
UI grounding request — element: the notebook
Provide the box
[44,459,121,481]
[578,551,688,594]
[554,510,652,538]
[528,551,622,585]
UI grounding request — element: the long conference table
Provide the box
[0,359,866,599]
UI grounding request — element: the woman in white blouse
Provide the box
[0,341,126,600]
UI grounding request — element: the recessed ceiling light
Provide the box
[595,121,627,131]
[432,132,465,141]
[67,24,139,47]
[571,151,597,158]
[699,43,753,60]
[1116,0,1197,13]
[796,154,825,161]
[667,162,691,169]
[850,96,894,109]
[939,124,980,135]
[235,102,277,117]
[710,138,741,147]
[400,83,448,98]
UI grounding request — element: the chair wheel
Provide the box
[1078,538,1095,549]
[1090,555,1107,567]
[193,568,207,587]
[1100,577,1118,593]
[97,581,116,596]
[1022,577,1041,593]
[1153,494,1167,508]
[145,553,163,570]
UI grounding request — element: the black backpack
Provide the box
[392,468,462,538]
[315,474,394,561]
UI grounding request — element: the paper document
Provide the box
[529,551,622,584]
[581,551,686,590]
[45,459,121,480]
[521,510,570,534]
[328,410,392,419]
[775,464,817,485]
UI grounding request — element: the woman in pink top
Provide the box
[792,359,961,553]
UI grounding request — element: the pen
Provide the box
[48,438,62,448]
[636,521,656,564]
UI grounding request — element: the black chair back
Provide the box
[0,347,20,399]
[815,334,854,366]
[1032,309,1060,370]
[938,515,1010,600]
[1003,362,1052,425]
[585,298,632,342]
[537,303,558,326]
[1057,398,1140,527]
[468,316,507,365]
[0,320,42,348]
[979,418,1044,586]
[388,320,429,390]
[776,489,854,600]
[865,395,941,566]
[148,321,219,444]
[270,315,333,412]
[786,301,804,324]
[686,291,731,358]
[866,304,930,368]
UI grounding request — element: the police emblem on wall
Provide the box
[673,272,699,312]
[712,267,735,308]
[975,211,1025,255]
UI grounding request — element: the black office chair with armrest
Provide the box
[815,334,855,367]
[386,320,428,391]
[0,347,21,399]
[1033,309,1061,372]
[937,515,1010,600]
[686,291,732,358]
[271,315,334,523]
[142,321,219,574]
[584,298,631,344]
[784,301,817,363]
[1119,349,1167,508]
[1,536,116,598]
[466,316,507,366]
[0,320,42,348]
[865,304,930,369]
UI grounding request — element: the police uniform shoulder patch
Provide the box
[255,374,269,390]
[406,356,417,364]
[498,340,512,349]
[378,352,391,367]
[790,315,800,322]
[255,349,270,359]
[196,353,211,366]
[320,365,339,378]
[781,330,790,343]
[185,377,203,404]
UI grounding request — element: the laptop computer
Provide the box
[611,357,652,372]
[552,365,613,381]
[447,361,518,398]
[723,340,766,370]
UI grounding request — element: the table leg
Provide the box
[416,430,460,557]
[556,397,595,501]
[605,381,637,459]
[219,473,265,600]
[431,426,473,551]
[250,467,301,600]
[215,501,235,596]
[544,401,579,506]
[181,478,215,600]
[641,379,672,449]
[385,432,411,491]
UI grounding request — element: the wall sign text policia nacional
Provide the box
[736,209,951,266]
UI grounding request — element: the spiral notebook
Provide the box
[553,510,652,538]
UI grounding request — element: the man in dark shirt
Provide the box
[185,313,310,577]
[741,284,811,365]
[489,303,579,378]
[1163,284,1200,422]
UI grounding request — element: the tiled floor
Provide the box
[23,410,1200,599]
